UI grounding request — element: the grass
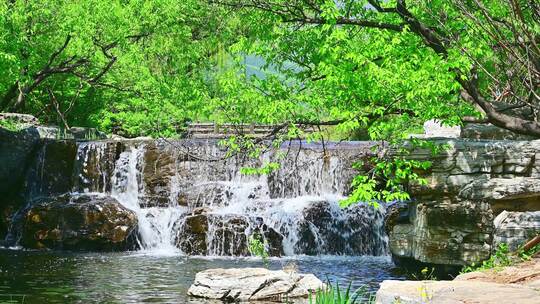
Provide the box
[309,281,375,304]
[461,242,540,273]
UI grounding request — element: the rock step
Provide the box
[375,280,540,304]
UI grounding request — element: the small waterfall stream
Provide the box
[71,139,387,256]
[109,145,184,253]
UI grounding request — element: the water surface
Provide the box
[0,249,404,303]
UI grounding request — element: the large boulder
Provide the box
[176,211,284,256]
[296,201,387,256]
[188,268,324,302]
[388,200,493,268]
[20,194,138,251]
[0,112,39,126]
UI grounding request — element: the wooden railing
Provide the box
[186,123,315,139]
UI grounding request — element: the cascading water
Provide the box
[71,139,387,256]
[86,144,185,253]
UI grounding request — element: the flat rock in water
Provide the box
[375,280,540,304]
[187,268,323,302]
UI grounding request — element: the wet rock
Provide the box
[142,142,176,206]
[188,268,324,302]
[0,127,40,239]
[375,280,540,304]
[177,214,208,255]
[176,213,284,256]
[24,140,78,198]
[74,141,123,193]
[21,194,138,251]
[493,211,540,251]
[192,207,211,215]
[296,201,387,256]
[388,200,493,267]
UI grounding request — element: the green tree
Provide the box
[0,0,239,136]
[206,0,539,202]
[211,0,538,136]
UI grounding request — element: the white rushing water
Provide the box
[73,140,388,257]
[109,145,185,255]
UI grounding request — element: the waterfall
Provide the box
[105,144,185,254]
[72,139,388,256]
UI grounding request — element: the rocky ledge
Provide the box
[187,268,324,302]
[375,257,540,304]
[385,139,540,270]
[20,194,139,251]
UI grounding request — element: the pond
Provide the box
[0,249,405,303]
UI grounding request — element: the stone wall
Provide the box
[387,139,540,269]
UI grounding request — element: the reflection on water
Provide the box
[0,249,404,303]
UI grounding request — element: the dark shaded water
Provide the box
[0,249,404,303]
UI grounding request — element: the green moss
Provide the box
[0,119,21,132]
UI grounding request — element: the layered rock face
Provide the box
[387,139,540,268]
[20,194,138,251]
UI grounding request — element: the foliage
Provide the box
[0,119,20,132]
[462,243,512,272]
[216,0,539,136]
[3,1,537,204]
[248,234,269,266]
[340,156,430,207]
[462,242,540,273]
[309,281,375,304]
[241,162,280,175]
[519,243,540,261]
[0,0,241,137]
[205,0,539,204]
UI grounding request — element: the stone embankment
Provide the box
[386,138,540,270]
